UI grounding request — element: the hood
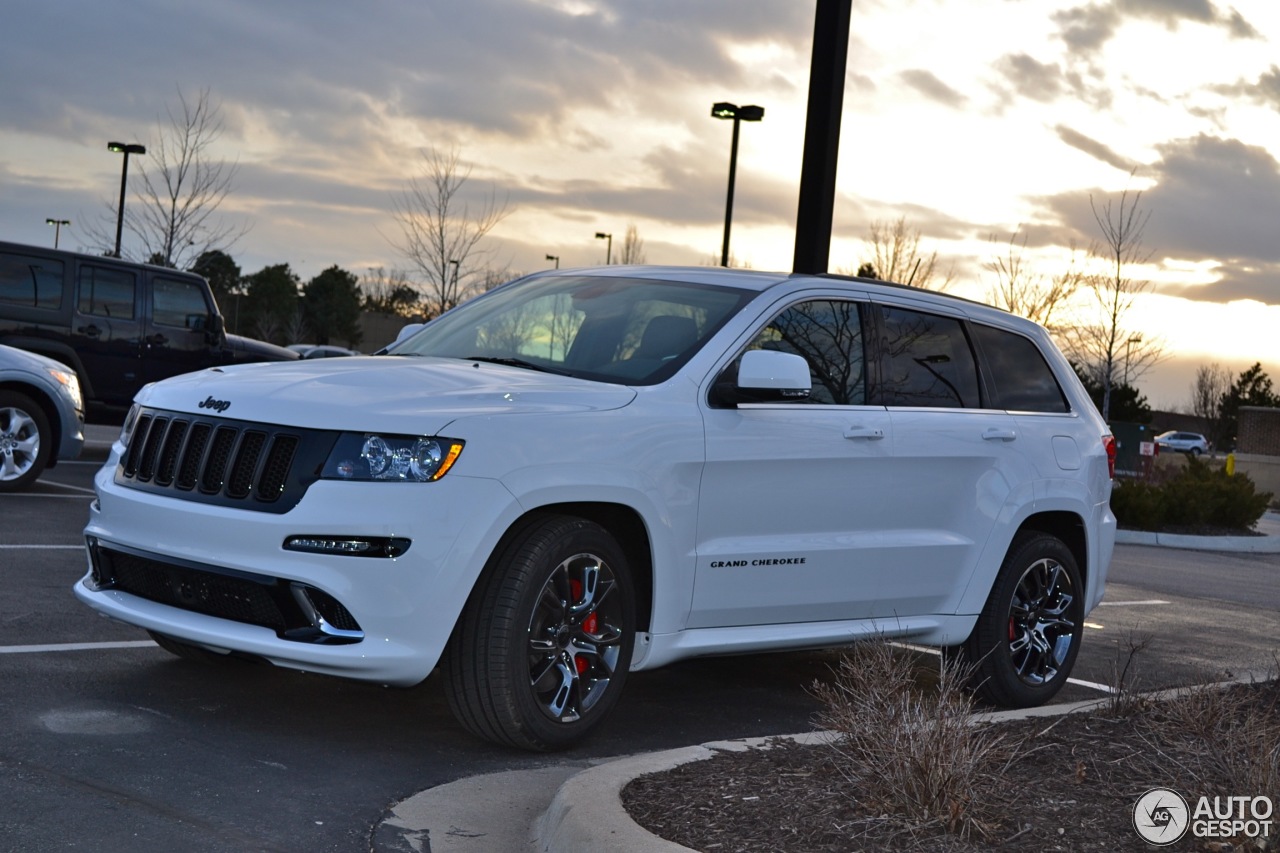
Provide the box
[135,355,637,434]
[224,333,300,361]
[0,343,71,375]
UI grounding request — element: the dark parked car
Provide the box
[0,240,297,423]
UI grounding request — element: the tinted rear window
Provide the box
[971,323,1068,413]
[0,251,63,310]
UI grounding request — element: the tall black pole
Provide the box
[114,151,131,259]
[720,116,741,267]
[793,0,852,274]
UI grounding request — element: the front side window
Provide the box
[78,266,136,319]
[153,277,210,328]
[392,274,753,385]
[971,323,1069,413]
[0,252,63,309]
[746,299,866,405]
[875,306,980,408]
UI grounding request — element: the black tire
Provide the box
[958,532,1083,708]
[1190,447,1202,457]
[148,630,236,665]
[442,515,636,751]
[0,390,52,493]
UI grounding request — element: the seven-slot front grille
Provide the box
[115,408,338,513]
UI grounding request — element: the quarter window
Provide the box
[970,323,1068,413]
[0,252,63,309]
[78,266,136,319]
[875,306,980,408]
[747,299,866,405]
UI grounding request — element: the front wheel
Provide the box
[957,532,1084,708]
[442,515,636,751]
[0,391,52,492]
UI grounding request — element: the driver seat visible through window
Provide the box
[633,315,697,361]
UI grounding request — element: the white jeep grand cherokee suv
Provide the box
[76,266,1116,750]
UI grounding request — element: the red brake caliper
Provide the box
[570,579,595,674]
[1008,617,1016,642]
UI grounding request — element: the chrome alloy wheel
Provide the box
[1007,557,1077,686]
[527,552,625,723]
[0,405,41,484]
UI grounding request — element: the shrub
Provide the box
[1111,457,1273,532]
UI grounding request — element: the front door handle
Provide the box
[982,428,1018,442]
[77,324,100,337]
[844,426,885,440]
[145,333,169,347]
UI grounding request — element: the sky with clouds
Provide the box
[3,0,1280,407]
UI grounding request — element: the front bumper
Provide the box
[76,455,517,686]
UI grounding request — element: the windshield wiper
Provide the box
[464,356,571,375]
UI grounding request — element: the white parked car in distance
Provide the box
[75,266,1116,750]
[1154,430,1209,455]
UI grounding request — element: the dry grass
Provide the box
[808,643,1016,842]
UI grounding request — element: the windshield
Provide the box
[391,274,754,385]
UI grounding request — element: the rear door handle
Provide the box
[78,324,100,337]
[844,426,885,440]
[982,428,1018,442]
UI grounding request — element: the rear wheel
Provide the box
[442,515,635,751]
[958,532,1083,708]
[0,391,51,492]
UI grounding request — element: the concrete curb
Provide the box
[529,674,1273,852]
[1115,526,1280,553]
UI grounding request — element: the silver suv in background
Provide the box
[0,343,83,490]
[1155,430,1210,456]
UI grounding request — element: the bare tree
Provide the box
[619,224,647,265]
[92,87,245,269]
[1190,362,1233,448]
[843,217,953,290]
[1062,181,1165,419]
[391,147,512,319]
[983,231,1085,331]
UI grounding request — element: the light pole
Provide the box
[711,102,764,267]
[45,218,70,249]
[594,232,612,265]
[107,141,146,258]
[545,254,560,269]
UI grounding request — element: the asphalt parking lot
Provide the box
[3,440,1277,851]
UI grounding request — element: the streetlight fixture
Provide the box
[45,218,70,249]
[1123,334,1143,387]
[594,232,612,265]
[107,141,146,258]
[545,254,560,269]
[711,102,764,267]
[449,259,460,291]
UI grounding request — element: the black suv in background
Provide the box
[0,241,296,423]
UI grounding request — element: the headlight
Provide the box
[119,403,141,445]
[321,433,464,482]
[47,367,83,411]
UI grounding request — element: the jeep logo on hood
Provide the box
[198,396,231,413]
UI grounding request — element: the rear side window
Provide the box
[78,266,136,319]
[153,277,209,328]
[875,306,980,408]
[0,251,63,309]
[747,299,866,405]
[970,323,1069,413]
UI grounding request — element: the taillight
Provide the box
[1104,435,1116,479]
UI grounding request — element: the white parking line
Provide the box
[890,642,1121,696]
[34,480,97,495]
[1065,677,1118,694]
[0,545,83,549]
[1099,600,1170,606]
[0,641,156,654]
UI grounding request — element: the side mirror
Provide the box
[711,349,811,407]
[393,323,425,347]
[203,313,226,345]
